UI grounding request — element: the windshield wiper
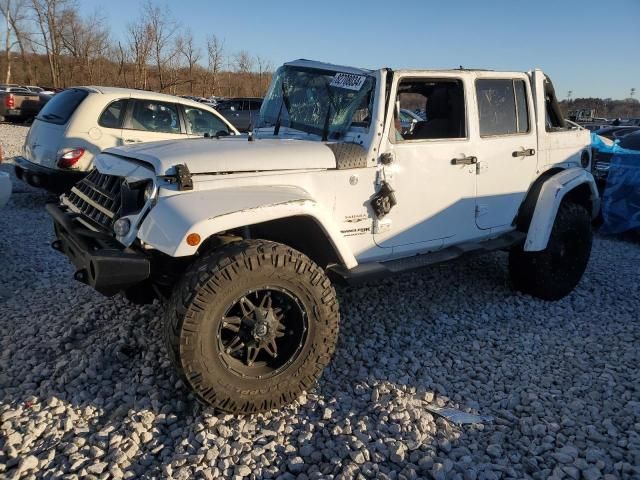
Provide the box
[274,80,290,136]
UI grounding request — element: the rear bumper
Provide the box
[14,156,86,194]
[47,203,150,296]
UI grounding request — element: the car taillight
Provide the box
[57,148,85,168]
[5,94,14,109]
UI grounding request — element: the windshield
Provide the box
[257,65,375,139]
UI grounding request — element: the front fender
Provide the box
[524,168,600,251]
[138,185,357,268]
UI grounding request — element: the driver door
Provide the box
[373,72,478,254]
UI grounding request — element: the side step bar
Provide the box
[327,231,525,285]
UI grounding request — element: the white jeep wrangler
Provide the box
[48,60,599,414]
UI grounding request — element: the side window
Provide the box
[476,79,529,136]
[249,100,262,110]
[98,99,128,129]
[514,80,529,133]
[184,107,230,136]
[130,100,181,134]
[394,78,466,141]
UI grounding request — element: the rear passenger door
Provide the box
[122,99,186,145]
[473,73,538,230]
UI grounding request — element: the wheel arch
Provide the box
[137,185,358,269]
[199,215,346,270]
[518,167,600,252]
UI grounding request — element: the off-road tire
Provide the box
[165,240,340,414]
[509,201,592,300]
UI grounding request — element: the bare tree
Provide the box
[176,29,200,94]
[205,34,224,97]
[114,41,129,87]
[1,0,30,84]
[30,0,73,87]
[126,19,153,89]
[255,55,273,96]
[60,11,110,84]
[233,50,254,96]
[234,50,253,74]
[143,0,177,91]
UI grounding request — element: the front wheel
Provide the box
[165,240,339,414]
[509,202,592,300]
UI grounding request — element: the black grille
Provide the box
[64,170,122,231]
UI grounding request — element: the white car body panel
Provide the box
[0,172,11,208]
[524,168,600,251]
[138,185,358,267]
[107,136,338,175]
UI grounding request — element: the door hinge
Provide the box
[476,161,488,175]
[475,204,489,218]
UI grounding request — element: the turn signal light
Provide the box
[57,148,85,168]
[186,233,201,246]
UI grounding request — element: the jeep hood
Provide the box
[100,136,339,175]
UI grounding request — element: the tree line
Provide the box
[559,98,640,120]
[0,0,274,97]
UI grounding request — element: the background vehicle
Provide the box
[49,60,598,414]
[13,86,238,193]
[594,125,640,140]
[216,97,263,131]
[568,109,596,123]
[0,86,41,122]
[621,118,640,126]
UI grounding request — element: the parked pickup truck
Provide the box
[0,86,41,122]
[48,60,599,414]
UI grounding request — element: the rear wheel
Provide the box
[165,240,339,414]
[509,202,592,300]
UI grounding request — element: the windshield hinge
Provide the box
[174,164,193,191]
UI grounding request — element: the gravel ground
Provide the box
[1,123,639,479]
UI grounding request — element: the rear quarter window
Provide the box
[98,99,128,129]
[37,89,89,125]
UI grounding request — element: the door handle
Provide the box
[124,138,141,144]
[512,148,535,157]
[451,156,477,165]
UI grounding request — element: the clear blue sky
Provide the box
[80,0,640,100]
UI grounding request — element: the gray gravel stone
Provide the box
[1,123,639,480]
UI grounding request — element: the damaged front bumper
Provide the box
[47,203,150,296]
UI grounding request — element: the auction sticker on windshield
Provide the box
[330,73,367,91]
